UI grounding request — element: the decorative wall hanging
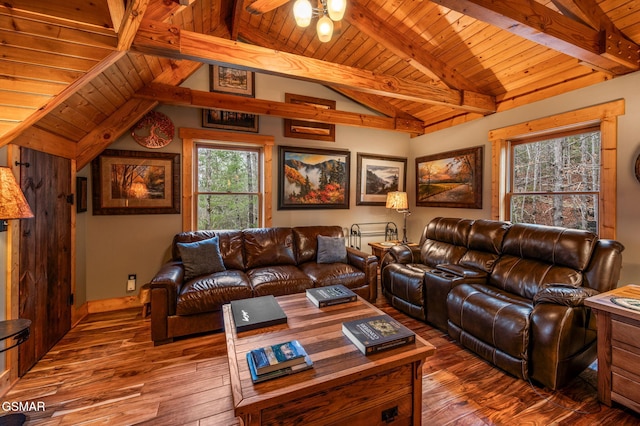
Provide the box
[131,110,175,149]
[284,93,336,142]
[356,153,407,206]
[278,145,350,209]
[91,149,180,215]
[203,65,258,132]
[415,146,483,209]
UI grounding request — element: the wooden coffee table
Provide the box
[223,293,435,425]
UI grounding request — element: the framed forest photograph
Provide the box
[416,146,483,209]
[91,149,180,215]
[356,153,407,206]
[210,64,254,96]
[278,146,350,210]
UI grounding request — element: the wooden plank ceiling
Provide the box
[0,0,638,168]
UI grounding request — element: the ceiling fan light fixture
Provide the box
[293,0,313,27]
[316,15,333,42]
[326,0,346,21]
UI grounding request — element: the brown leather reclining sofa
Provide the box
[381,217,624,390]
[150,226,378,345]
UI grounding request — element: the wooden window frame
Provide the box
[180,128,274,231]
[490,100,624,239]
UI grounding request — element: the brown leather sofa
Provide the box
[150,226,378,345]
[381,217,624,389]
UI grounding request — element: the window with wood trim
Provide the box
[508,128,600,233]
[490,100,623,239]
[195,144,263,230]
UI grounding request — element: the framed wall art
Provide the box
[278,146,350,210]
[91,149,180,215]
[76,176,88,213]
[416,146,483,209]
[202,109,259,133]
[284,93,336,142]
[356,153,407,206]
[210,64,254,97]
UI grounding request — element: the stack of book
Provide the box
[246,339,313,383]
[306,284,357,307]
[230,295,287,332]
[342,314,415,355]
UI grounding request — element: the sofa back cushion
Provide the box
[244,227,296,269]
[293,226,344,264]
[173,230,245,271]
[458,219,510,273]
[419,217,473,267]
[490,223,598,299]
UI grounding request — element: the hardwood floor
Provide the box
[3,297,640,425]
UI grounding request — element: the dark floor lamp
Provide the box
[385,191,411,244]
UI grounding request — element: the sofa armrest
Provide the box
[533,284,599,307]
[380,244,418,270]
[150,261,184,316]
[346,247,379,301]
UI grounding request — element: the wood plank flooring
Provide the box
[3,295,640,425]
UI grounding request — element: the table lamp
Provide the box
[0,167,34,232]
[386,191,411,244]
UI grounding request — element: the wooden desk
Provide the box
[224,293,435,425]
[585,285,640,413]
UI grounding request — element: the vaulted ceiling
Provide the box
[1,0,638,169]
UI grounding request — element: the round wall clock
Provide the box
[131,111,175,149]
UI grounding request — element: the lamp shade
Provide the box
[293,0,313,27]
[385,191,408,210]
[316,15,333,42]
[0,167,33,220]
[326,0,346,21]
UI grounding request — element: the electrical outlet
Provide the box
[127,274,136,292]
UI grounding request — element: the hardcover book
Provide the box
[306,285,357,307]
[246,351,313,384]
[342,314,415,355]
[249,339,308,375]
[230,295,287,332]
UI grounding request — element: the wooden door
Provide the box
[18,148,72,376]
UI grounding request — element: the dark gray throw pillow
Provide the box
[177,236,226,281]
[317,235,347,264]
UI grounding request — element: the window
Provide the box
[195,144,261,230]
[509,128,600,233]
[490,100,623,239]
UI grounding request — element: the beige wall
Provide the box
[80,68,411,301]
[407,70,640,286]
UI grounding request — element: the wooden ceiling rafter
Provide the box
[117,0,151,51]
[432,0,639,73]
[135,83,425,134]
[344,0,484,93]
[132,21,497,113]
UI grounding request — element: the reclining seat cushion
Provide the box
[382,263,431,321]
[177,270,253,316]
[458,219,510,273]
[420,217,473,267]
[447,283,533,380]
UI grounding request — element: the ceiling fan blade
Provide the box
[245,0,291,15]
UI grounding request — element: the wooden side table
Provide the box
[368,241,417,262]
[585,285,640,413]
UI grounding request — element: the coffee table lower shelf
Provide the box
[223,293,434,426]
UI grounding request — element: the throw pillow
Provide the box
[177,236,226,281]
[317,235,348,264]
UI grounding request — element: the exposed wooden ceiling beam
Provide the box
[551,0,626,38]
[117,0,151,51]
[107,0,126,33]
[133,21,496,114]
[10,127,77,160]
[345,0,482,92]
[432,0,639,73]
[135,83,425,134]
[244,0,290,15]
[237,28,420,122]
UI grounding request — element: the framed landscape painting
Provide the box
[416,146,483,209]
[356,153,407,206]
[91,149,180,215]
[210,64,254,97]
[278,146,350,209]
[202,109,259,133]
